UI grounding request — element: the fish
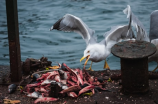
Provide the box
[39,87,48,92]
[60,85,81,94]
[27,91,42,98]
[79,69,83,80]
[47,71,59,79]
[42,83,51,89]
[74,68,80,73]
[35,86,48,93]
[41,79,56,85]
[67,80,76,86]
[27,82,41,88]
[62,85,68,90]
[83,70,93,84]
[80,83,89,89]
[54,75,60,82]
[62,63,78,82]
[37,73,50,81]
[77,74,84,85]
[58,69,68,80]
[61,63,69,71]
[67,92,78,98]
[71,76,78,83]
[78,85,95,96]
[56,82,68,90]
[60,80,67,85]
[34,97,58,104]
[8,84,17,94]
[74,68,84,83]
[41,92,49,97]
[34,87,40,92]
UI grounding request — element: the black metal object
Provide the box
[49,82,62,98]
[6,0,22,82]
[111,40,156,93]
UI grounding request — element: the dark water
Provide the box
[0,0,158,71]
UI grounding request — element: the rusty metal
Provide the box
[111,40,156,94]
[6,0,22,82]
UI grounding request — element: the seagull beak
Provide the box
[80,55,90,66]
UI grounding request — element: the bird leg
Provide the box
[87,61,94,71]
[152,65,158,72]
[104,60,110,70]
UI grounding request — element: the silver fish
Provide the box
[27,91,42,98]
[41,79,56,85]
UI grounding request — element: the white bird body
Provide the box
[83,43,110,62]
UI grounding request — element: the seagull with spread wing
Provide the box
[50,13,134,71]
[123,5,158,71]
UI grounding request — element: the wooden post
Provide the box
[111,40,156,94]
[6,0,22,82]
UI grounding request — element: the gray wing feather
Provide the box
[123,5,149,42]
[103,25,134,45]
[51,14,96,45]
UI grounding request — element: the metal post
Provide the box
[6,0,22,82]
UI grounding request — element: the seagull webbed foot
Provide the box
[104,60,110,70]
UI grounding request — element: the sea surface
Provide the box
[0,0,158,71]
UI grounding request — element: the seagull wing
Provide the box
[123,5,149,42]
[100,25,134,47]
[50,14,96,45]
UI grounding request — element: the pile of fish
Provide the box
[23,63,109,103]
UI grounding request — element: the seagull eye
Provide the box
[87,51,90,53]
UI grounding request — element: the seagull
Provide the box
[50,14,134,71]
[123,5,158,71]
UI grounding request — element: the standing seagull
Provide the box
[123,5,158,71]
[50,14,134,71]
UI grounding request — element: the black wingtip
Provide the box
[53,17,64,30]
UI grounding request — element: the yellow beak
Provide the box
[80,55,90,66]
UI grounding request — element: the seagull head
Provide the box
[80,45,96,66]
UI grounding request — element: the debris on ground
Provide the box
[22,57,52,75]
[3,99,21,104]
[20,63,110,103]
[8,84,17,94]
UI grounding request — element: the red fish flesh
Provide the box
[34,97,58,104]
[60,85,81,94]
[78,85,95,96]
